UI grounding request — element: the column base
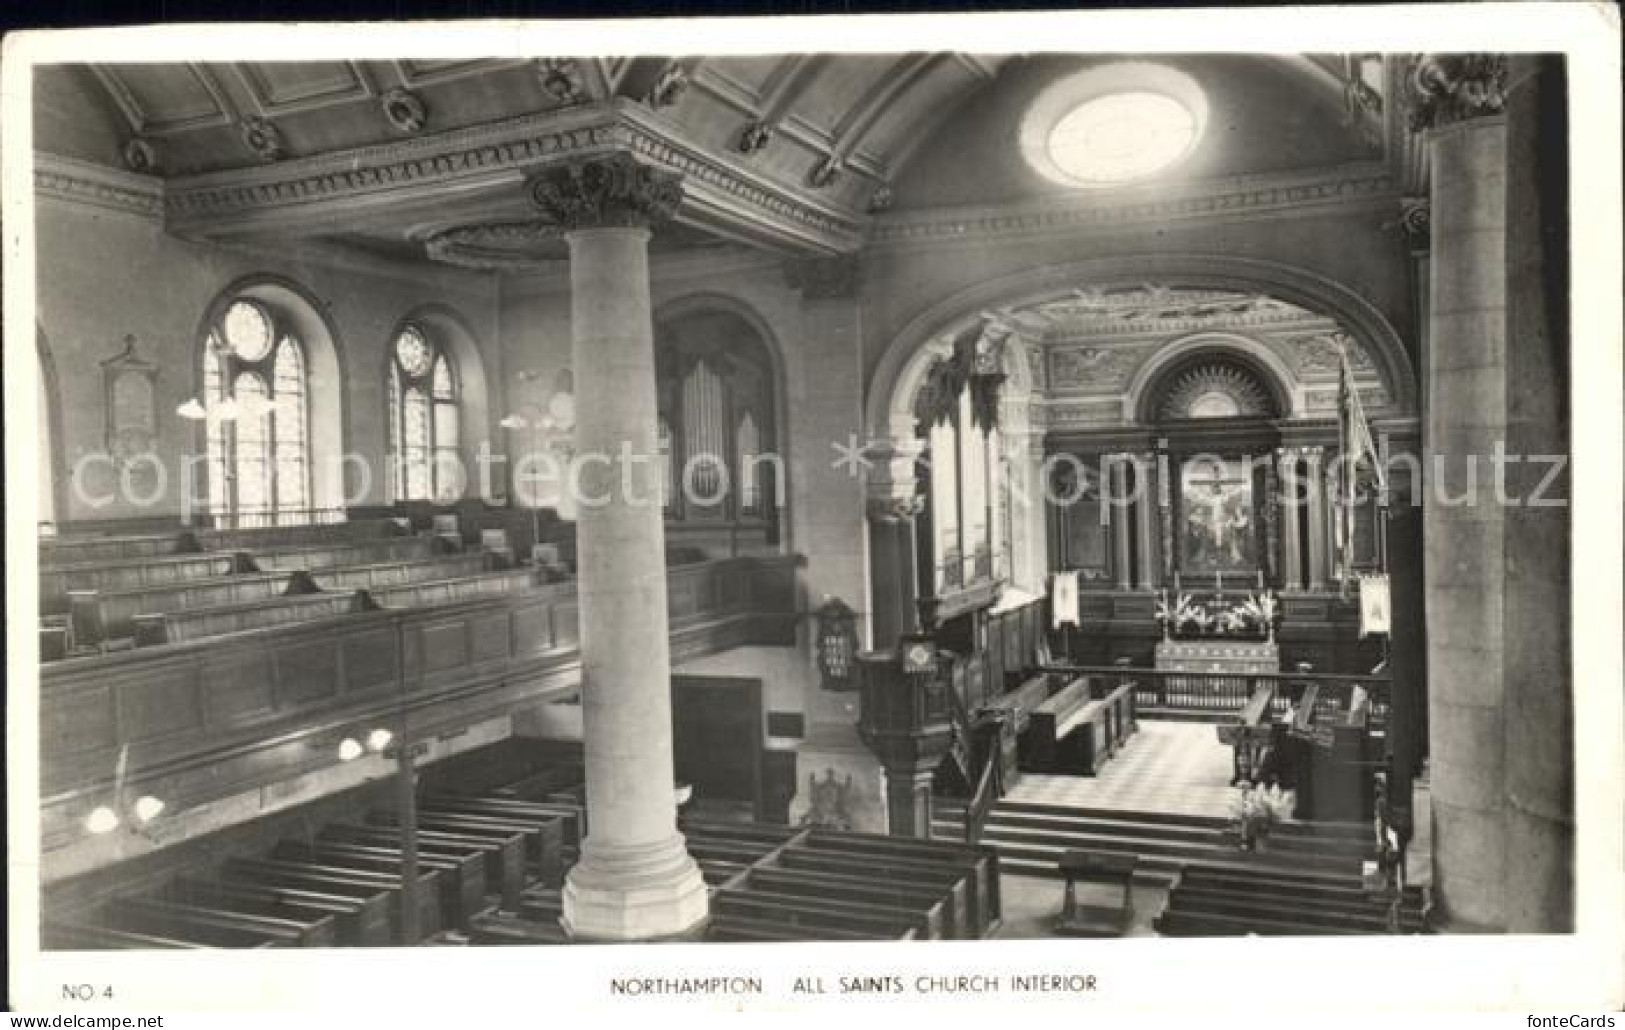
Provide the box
[789,735,889,834]
[561,833,709,941]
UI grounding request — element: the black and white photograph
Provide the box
[4,5,1621,1014]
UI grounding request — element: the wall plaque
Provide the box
[100,335,159,463]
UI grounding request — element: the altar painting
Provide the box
[1180,456,1256,572]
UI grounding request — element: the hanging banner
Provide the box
[1359,573,1391,637]
[1050,570,1080,629]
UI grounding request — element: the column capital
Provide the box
[528,152,683,231]
[784,255,862,301]
[1405,54,1509,133]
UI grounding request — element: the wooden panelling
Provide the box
[469,613,511,665]
[201,652,275,724]
[43,685,116,756]
[119,667,202,743]
[510,601,551,656]
[551,602,579,650]
[342,629,399,694]
[419,620,470,677]
[274,642,341,706]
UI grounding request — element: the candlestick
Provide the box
[1174,571,1181,593]
[1256,569,1264,590]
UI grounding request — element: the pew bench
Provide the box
[306,553,490,592]
[272,840,486,932]
[322,822,525,914]
[247,537,440,574]
[377,803,568,888]
[364,568,541,610]
[1217,682,1280,786]
[41,531,196,567]
[1022,675,1092,773]
[708,915,892,942]
[69,570,300,646]
[196,517,404,554]
[100,897,304,948]
[166,876,390,947]
[710,887,922,940]
[132,591,365,646]
[115,893,337,947]
[44,920,208,950]
[772,849,976,941]
[41,553,240,615]
[745,866,957,939]
[423,792,584,846]
[221,856,443,945]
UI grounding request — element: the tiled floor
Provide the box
[1007,721,1239,819]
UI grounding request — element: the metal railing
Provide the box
[1036,664,1391,730]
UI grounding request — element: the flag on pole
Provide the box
[1359,573,1392,637]
[1335,337,1386,593]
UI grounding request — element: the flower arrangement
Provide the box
[1157,589,1280,640]
[1229,781,1292,851]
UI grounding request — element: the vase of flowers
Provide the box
[1229,781,1291,851]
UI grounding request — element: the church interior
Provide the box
[18,49,1576,948]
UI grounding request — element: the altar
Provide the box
[1154,639,1280,674]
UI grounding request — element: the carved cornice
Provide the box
[870,166,1397,249]
[1405,54,1508,133]
[164,101,867,255]
[422,221,559,270]
[783,255,861,300]
[34,154,164,220]
[527,152,682,231]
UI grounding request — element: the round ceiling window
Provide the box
[1021,63,1208,189]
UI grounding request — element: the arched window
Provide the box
[202,299,314,527]
[389,325,461,502]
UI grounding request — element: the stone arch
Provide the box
[1128,332,1302,422]
[868,253,1418,441]
[195,274,348,514]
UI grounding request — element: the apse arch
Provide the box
[868,253,1418,441]
[1128,332,1300,422]
[385,303,495,500]
[194,274,348,514]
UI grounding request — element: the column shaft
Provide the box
[1305,448,1328,591]
[561,226,707,940]
[1110,458,1133,591]
[1134,455,1157,589]
[1280,451,1303,591]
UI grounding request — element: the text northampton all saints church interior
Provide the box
[19,48,1575,947]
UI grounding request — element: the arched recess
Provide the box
[1128,332,1301,422]
[386,304,494,501]
[868,253,1419,442]
[194,275,348,515]
[653,291,791,552]
[37,326,67,527]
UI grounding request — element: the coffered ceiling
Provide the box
[33,53,1400,266]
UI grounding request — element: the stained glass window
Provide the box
[390,326,460,502]
[201,305,313,527]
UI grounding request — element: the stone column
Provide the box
[531,154,707,940]
[786,256,889,835]
[1412,53,1573,933]
[1134,453,1158,589]
[1109,456,1133,590]
[1279,449,1303,591]
[1304,447,1328,591]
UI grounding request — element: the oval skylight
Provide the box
[1047,91,1199,185]
[1020,62,1209,189]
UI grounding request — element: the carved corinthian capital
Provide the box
[1405,54,1508,132]
[527,153,683,232]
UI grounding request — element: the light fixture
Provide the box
[176,398,207,420]
[337,737,365,762]
[132,795,165,824]
[499,413,528,430]
[85,806,120,835]
[366,728,395,753]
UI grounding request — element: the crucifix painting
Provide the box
[1180,456,1256,573]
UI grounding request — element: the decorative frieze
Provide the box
[527,152,683,231]
[1405,54,1508,132]
[34,155,164,220]
[536,59,586,105]
[240,116,284,162]
[422,221,559,270]
[735,121,774,156]
[381,89,428,134]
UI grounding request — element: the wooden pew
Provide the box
[69,570,300,646]
[248,537,439,574]
[165,875,389,947]
[365,568,541,610]
[797,829,1002,937]
[41,553,239,615]
[305,553,489,592]
[374,803,568,889]
[41,531,196,567]
[321,822,525,914]
[271,839,486,931]
[773,849,976,940]
[113,893,336,947]
[44,920,209,950]
[745,867,956,939]
[710,887,921,940]
[196,518,404,553]
[1023,676,1092,772]
[132,591,365,646]
[221,855,443,945]
[422,792,584,846]
[100,897,303,948]
[708,915,891,942]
